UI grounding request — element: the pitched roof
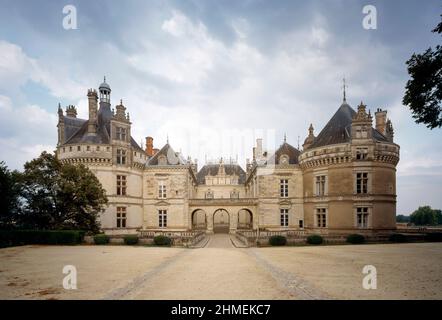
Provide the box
[196,164,246,184]
[267,142,301,165]
[309,102,389,149]
[62,103,143,151]
[146,143,187,166]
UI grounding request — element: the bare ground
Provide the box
[0,236,441,300]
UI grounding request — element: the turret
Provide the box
[57,103,64,145]
[303,123,315,150]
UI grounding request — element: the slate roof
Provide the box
[146,143,187,166]
[308,102,389,149]
[266,142,301,165]
[62,102,143,151]
[196,164,246,184]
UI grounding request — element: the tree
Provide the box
[396,214,410,223]
[403,14,442,129]
[0,162,22,228]
[409,206,438,226]
[20,151,107,232]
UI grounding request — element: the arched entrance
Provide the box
[213,209,230,233]
[191,209,207,230]
[237,209,253,230]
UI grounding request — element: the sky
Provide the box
[0,0,441,214]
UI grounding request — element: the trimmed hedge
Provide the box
[307,234,323,245]
[389,233,408,243]
[124,235,139,245]
[93,234,110,245]
[425,232,442,242]
[153,235,172,246]
[346,234,366,244]
[269,235,287,246]
[0,230,84,248]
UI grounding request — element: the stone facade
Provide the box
[56,80,399,235]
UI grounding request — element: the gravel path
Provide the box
[1,240,441,299]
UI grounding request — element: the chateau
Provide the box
[56,79,400,236]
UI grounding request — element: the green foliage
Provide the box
[403,14,442,129]
[153,235,172,246]
[0,230,83,248]
[425,232,442,242]
[389,233,408,243]
[268,235,287,246]
[0,162,22,228]
[123,235,139,245]
[396,214,410,223]
[346,234,366,244]
[19,151,108,232]
[410,206,441,225]
[307,234,323,245]
[93,234,109,245]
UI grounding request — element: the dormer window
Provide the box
[158,155,167,166]
[356,148,368,160]
[116,127,127,141]
[279,154,289,164]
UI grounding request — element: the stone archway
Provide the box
[237,209,253,230]
[191,209,207,230]
[213,209,230,233]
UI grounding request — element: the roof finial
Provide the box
[342,77,347,102]
[297,135,300,149]
[284,132,287,143]
[166,134,169,144]
[104,76,106,83]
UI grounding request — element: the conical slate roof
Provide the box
[309,102,388,149]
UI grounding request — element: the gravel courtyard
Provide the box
[0,235,441,300]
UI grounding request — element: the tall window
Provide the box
[116,207,126,228]
[159,209,167,228]
[116,149,126,165]
[280,209,289,227]
[116,175,126,196]
[357,207,369,228]
[315,175,326,196]
[316,208,327,228]
[280,179,288,198]
[116,127,127,141]
[356,172,368,194]
[299,220,304,228]
[158,181,167,199]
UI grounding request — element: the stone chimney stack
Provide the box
[66,105,77,118]
[375,108,387,135]
[256,138,263,160]
[87,89,98,134]
[145,136,154,156]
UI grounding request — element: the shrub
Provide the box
[0,230,83,247]
[93,234,109,245]
[346,234,366,244]
[153,235,172,246]
[269,235,287,246]
[307,234,323,245]
[425,232,442,242]
[124,235,139,245]
[389,233,408,243]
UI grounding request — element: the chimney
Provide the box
[87,89,98,134]
[66,105,77,118]
[375,108,387,135]
[145,136,153,156]
[256,138,263,160]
